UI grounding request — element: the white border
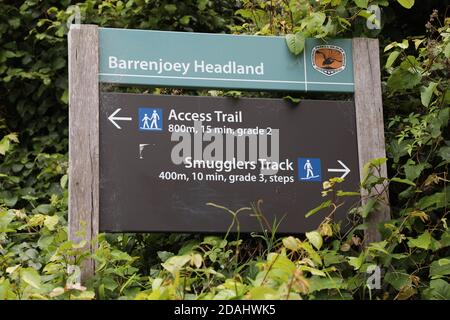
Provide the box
[99,73,354,86]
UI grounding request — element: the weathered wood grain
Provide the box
[352,38,391,244]
[68,24,99,281]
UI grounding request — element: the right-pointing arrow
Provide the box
[328,160,351,179]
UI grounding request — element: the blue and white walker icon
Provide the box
[139,108,163,131]
[298,158,321,182]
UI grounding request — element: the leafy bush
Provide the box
[1,0,449,300]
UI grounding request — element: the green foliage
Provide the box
[231,0,393,55]
[379,14,449,299]
[397,0,415,9]
[1,0,449,300]
[285,33,305,56]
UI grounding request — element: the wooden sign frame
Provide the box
[68,25,390,281]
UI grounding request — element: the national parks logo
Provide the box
[311,45,346,76]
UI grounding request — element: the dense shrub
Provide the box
[0,0,449,299]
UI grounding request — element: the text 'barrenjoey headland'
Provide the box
[108,57,265,76]
[99,28,355,92]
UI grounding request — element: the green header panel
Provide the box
[99,28,354,93]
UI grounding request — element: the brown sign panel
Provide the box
[99,93,360,233]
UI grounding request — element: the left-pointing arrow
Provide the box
[108,108,132,129]
[327,160,351,179]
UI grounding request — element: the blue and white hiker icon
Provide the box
[139,108,163,131]
[298,158,321,182]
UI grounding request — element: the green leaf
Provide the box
[417,189,450,210]
[0,193,18,207]
[283,96,301,104]
[268,253,296,274]
[178,239,201,255]
[384,39,409,51]
[384,42,397,52]
[234,9,253,19]
[407,231,432,250]
[361,198,376,218]
[285,32,305,56]
[164,4,177,14]
[386,51,400,68]
[336,190,360,197]
[323,251,346,266]
[311,12,327,26]
[8,18,21,29]
[179,15,191,26]
[60,90,68,104]
[430,259,450,278]
[110,250,132,261]
[248,286,277,299]
[282,236,301,251]
[385,270,411,290]
[398,39,410,49]
[298,242,322,266]
[368,240,390,254]
[44,215,59,231]
[0,133,19,156]
[70,291,95,300]
[444,42,450,59]
[20,268,41,289]
[420,82,438,107]
[437,146,450,162]
[305,200,332,218]
[254,253,297,286]
[354,0,368,8]
[358,9,372,19]
[0,210,15,232]
[404,161,429,181]
[162,255,190,274]
[157,251,174,262]
[306,231,323,250]
[390,177,416,187]
[423,279,450,300]
[308,276,344,293]
[348,252,365,270]
[440,230,450,248]
[438,107,450,127]
[101,277,118,292]
[299,265,326,276]
[413,38,425,50]
[0,279,14,300]
[368,157,387,168]
[397,0,414,9]
[60,174,68,189]
[387,68,421,91]
[197,0,209,11]
[34,204,54,215]
[37,235,54,250]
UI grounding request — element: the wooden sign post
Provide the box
[352,38,391,243]
[68,25,99,279]
[68,25,389,281]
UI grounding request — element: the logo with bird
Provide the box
[311,45,346,76]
